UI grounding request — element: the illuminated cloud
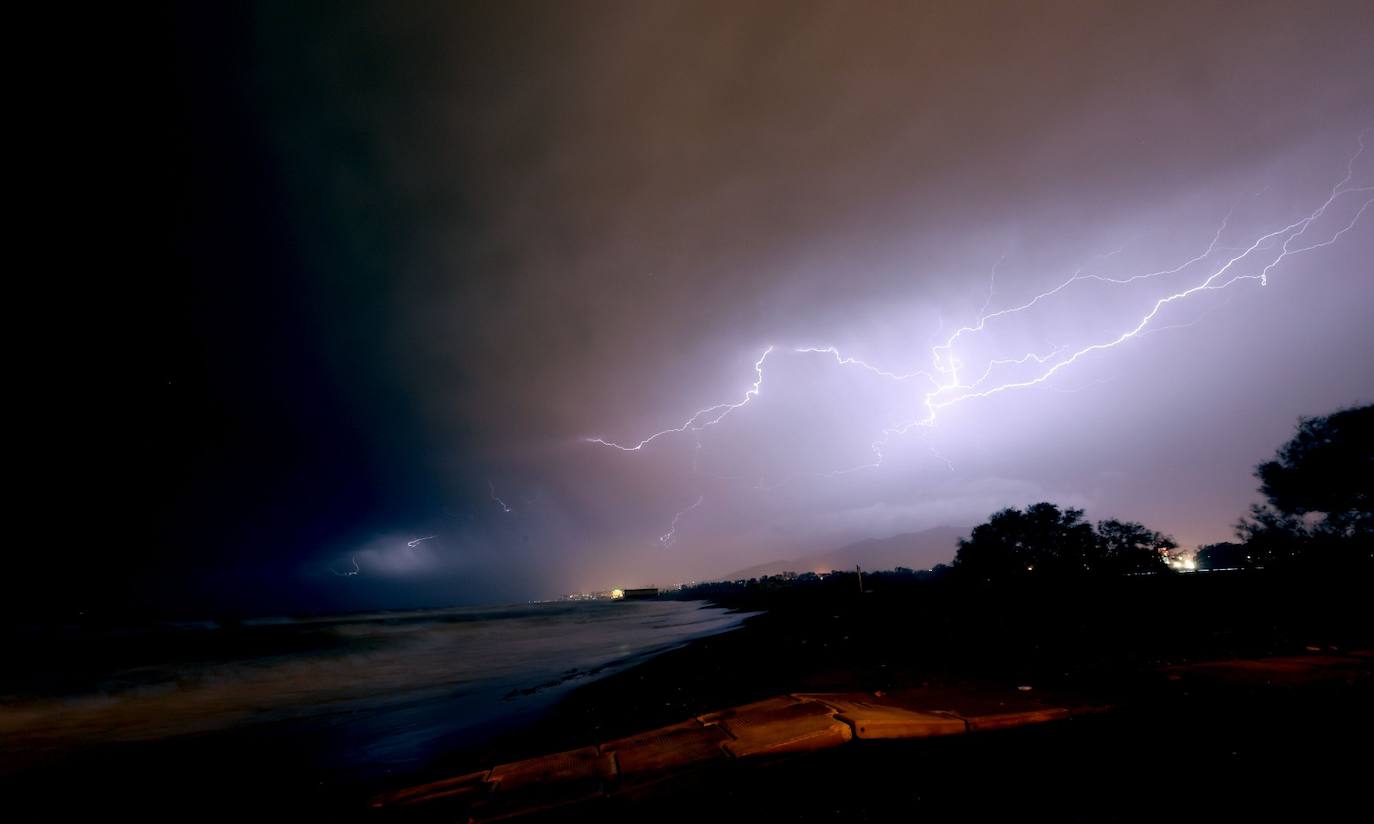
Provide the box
[154,1,1374,611]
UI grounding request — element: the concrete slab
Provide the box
[601,720,732,782]
[698,694,799,721]
[488,745,615,788]
[798,693,967,739]
[877,687,1068,718]
[964,707,1071,732]
[371,769,490,809]
[700,696,852,757]
[478,746,615,820]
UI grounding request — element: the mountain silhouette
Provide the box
[720,526,969,581]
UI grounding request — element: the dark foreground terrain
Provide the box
[8,569,1372,822]
[453,667,1373,823]
[378,569,1373,822]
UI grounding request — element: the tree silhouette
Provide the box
[956,503,1179,580]
[954,502,1098,580]
[1195,541,1253,571]
[1238,404,1373,568]
[1096,518,1176,575]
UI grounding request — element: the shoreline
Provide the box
[387,568,1374,800]
[2,600,753,821]
[10,570,1372,821]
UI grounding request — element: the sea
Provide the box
[0,599,752,818]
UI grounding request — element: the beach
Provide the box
[1,600,752,821]
[379,568,1374,821]
[7,569,1372,821]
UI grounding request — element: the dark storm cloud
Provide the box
[145,2,1374,613]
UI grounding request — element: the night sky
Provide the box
[54,2,1374,618]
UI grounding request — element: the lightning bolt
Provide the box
[924,181,1370,417]
[585,346,774,450]
[407,535,435,548]
[793,345,936,384]
[587,131,1373,543]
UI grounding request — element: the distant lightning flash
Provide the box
[659,495,704,547]
[489,482,513,513]
[407,535,435,548]
[331,555,361,577]
[587,132,1373,542]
